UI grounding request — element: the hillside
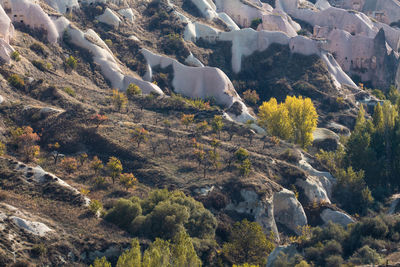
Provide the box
[0,0,400,266]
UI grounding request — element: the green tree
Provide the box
[90,257,111,267]
[171,230,202,267]
[211,115,224,139]
[116,239,142,267]
[106,156,123,184]
[142,238,172,267]
[223,219,274,266]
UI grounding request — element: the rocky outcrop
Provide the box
[0,4,14,63]
[141,48,255,123]
[96,8,121,28]
[320,208,355,226]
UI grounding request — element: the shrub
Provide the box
[105,189,217,241]
[31,244,47,258]
[90,156,103,175]
[89,199,103,216]
[65,55,77,69]
[90,114,108,129]
[104,39,112,47]
[15,126,40,161]
[181,114,194,129]
[63,87,76,97]
[211,115,224,139]
[324,255,343,267]
[222,219,274,266]
[243,89,260,105]
[30,43,47,56]
[350,245,381,265]
[61,157,78,173]
[106,156,123,184]
[32,60,47,71]
[8,74,25,90]
[11,51,21,61]
[131,127,149,148]
[195,121,210,136]
[90,257,111,267]
[126,83,142,99]
[0,142,5,156]
[111,89,128,111]
[250,18,262,30]
[119,173,138,190]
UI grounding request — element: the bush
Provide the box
[105,189,217,241]
[243,89,260,105]
[63,87,76,97]
[32,60,47,71]
[8,74,25,90]
[30,43,47,57]
[222,219,274,266]
[126,83,142,99]
[111,89,128,111]
[250,18,262,30]
[89,199,103,216]
[66,55,77,69]
[61,157,78,173]
[11,51,21,61]
[324,255,343,267]
[0,142,5,156]
[350,245,381,265]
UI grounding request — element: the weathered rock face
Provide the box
[44,0,79,13]
[320,208,355,226]
[96,7,121,28]
[0,4,14,63]
[141,48,255,124]
[225,186,307,238]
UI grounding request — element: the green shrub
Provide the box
[250,18,262,30]
[66,55,77,69]
[324,255,343,267]
[8,74,25,89]
[104,39,112,47]
[89,200,103,216]
[32,60,47,71]
[105,189,217,241]
[31,243,47,258]
[63,87,76,97]
[11,51,21,61]
[350,245,381,265]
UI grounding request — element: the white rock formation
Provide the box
[217,12,240,31]
[320,208,355,226]
[225,188,307,237]
[11,216,53,236]
[96,8,121,28]
[0,4,14,63]
[5,0,59,43]
[13,159,90,206]
[141,48,254,123]
[190,0,218,20]
[44,0,79,13]
[388,194,400,215]
[62,23,163,94]
[185,52,204,67]
[296,152,335,203]
[118,8,134,23]
[273,188,307,234]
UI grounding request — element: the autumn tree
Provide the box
[90,257,111,267]
[48,142,61,164]
[90,114,108,129]
[61,157,78,173]
[111,89,128,111]
[243,89,260,105]
[0,141,5,156]
[131,127,149,148]
[126,83,142,99]
[78,152,88,167]
[211,115,224,139]
[15,126,40,161]
[90,156,104,175]
[106,156,123,184]
[181,114,194,130]
[120,173,138,190]
[195,121,210,136]
[258,96,318,148]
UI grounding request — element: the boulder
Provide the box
[97,8,121,28]
[320,208,355,226]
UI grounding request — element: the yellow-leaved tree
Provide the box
[258,95,318,148]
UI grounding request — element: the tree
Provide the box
[285,95,318,148]
[243,89,260,105]
[0,141,5,156]
[258,98,292,140]
[131,127,149,148]
[116,239,141,267]
[142,238,172,267]
[65,55,77,70]
[181,114,194,130]
[120,173,138,190]
[16,126,40,162]
[61,157,78,173]
[90,114,108,129]
[48,142,61,164]
[171,230,202,267]
[234,148,252,177]
[223,219,274,266]
[106,156,123,184]
[258,96,318,148]
[111,89,128,111]
[90,257,111,267]
[211,115,224,139]
[126,83,142,99]
[90,156,104,175]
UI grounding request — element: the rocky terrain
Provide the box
[0,0,400,266]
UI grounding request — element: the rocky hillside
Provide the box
[1,0,400,266]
